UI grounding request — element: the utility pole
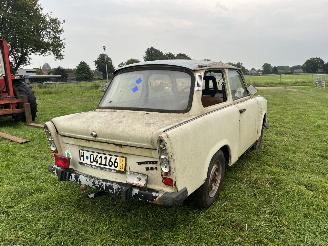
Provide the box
[103,45,109,84]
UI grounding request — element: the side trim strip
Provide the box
[163,96,254,133]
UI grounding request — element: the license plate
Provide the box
[79,149,126,172]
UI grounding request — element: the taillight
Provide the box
[158,138,170,173]
[158,137,174,186]
[162,177,174,186]
[54,154,70,169]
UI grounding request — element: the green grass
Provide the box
[1,83,328,245]
[245,74,318,87]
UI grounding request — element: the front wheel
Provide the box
[192,150,226,208]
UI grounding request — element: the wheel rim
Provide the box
[208,164,222,198]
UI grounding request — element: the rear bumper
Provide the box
[48,165,188,206]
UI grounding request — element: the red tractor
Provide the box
[0,38,37,121]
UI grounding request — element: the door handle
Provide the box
[239,108,247,114]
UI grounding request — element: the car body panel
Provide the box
[234,97,259,154]
[163,103,240,193]
[51,110,192,149]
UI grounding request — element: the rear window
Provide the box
[99,68,193,112]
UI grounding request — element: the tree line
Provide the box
[53,54,328,82]
[50,47,192,81]
[261,58,328,75]
[2,0,327,81]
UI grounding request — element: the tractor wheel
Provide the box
[13,82,37,121]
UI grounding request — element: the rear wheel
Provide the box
[252,125,264,150]
[13,82,37,121]
[193,150,226,208]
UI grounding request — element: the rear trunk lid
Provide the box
[52,109,189,149]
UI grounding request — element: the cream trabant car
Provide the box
[45,60,268,208]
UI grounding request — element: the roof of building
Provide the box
[116,59,237,72]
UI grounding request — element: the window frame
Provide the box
[200,69,228,108]
[227,69,250,101]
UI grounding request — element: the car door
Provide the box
[227,69,258,155]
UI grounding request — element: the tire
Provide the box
[252,125,264,150]
[13,82,37,121]
[193,150,226,208]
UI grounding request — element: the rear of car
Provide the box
[45,60,268,208]
[45,64,195,205]
[46,128,187,205]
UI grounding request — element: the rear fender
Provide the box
[201,139,231,182]
[45,121,63,153]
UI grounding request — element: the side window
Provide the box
[228,70,248,100]
[201,70,227,108]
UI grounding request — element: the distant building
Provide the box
[291,65,303,74]
[17,67,60,83]
[293,68,303,74]
[249,68,262,76]
[249,68,257,75]
[17,69,37,76]
[277,66,291,74]
[42,63,51,75]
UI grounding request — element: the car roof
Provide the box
[116,59,237,72]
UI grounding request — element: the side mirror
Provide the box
[247,85,257,95]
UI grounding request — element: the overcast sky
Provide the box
[29,0,328,70]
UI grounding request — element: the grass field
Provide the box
[0,82,328,245]
[245,74,321,87]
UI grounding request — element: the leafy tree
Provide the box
[52,66,68,81]
[0,0,65,72]
[262,63,273,74]
[272,66,278,74]
[228,62,248,74]
[324,62,328,73]
[118,58,140,67]
[144,47,166,61]
[94,54,114,79]
[302,57,325,73]
[126,58,140,65]
[75,61,93,81]
[165,52,176,59]
[175,53,191,60]
[144,47,192,61]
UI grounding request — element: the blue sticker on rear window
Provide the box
[131,86,139,93]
